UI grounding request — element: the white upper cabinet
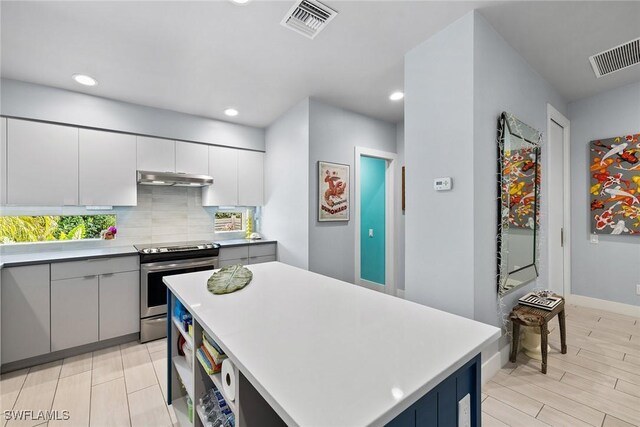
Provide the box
[79,129,137,206]
[203,147,264,207]
[238,150,264,206]
[7,119,79,205]
[176,141,209,175]
[1,117,6,205]
[203,146,238,206]
[137,136,175,172]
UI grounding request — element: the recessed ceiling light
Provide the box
[72,74,97,86]
[389,91,404,101]
[230,0,250,4]
[224,108,239,117]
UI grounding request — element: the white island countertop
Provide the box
[164,262,501,427]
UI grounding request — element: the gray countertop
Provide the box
[216,239,277,248]
[0,245,138,268]
[0,239,277,268]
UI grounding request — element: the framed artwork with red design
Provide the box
[590,134,640,235]
[318,161,350,222]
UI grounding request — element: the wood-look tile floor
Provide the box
[482,304,640,427]
[0,339,175,427]
[1,305,639,426]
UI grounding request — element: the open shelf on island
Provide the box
[171,395,192,427]
[172,316,193,347]
[195,355,238,415]
[173,356,194,402]
[195,404,210,427]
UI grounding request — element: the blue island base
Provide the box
[386,354,481,427]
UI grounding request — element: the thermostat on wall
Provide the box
[434,177,452,191]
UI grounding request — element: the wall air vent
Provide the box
[281,0,337,39]
[589,37,640,78]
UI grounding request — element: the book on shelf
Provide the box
[197,346,222,374]
[196,348,217,375]
[518,292,562,311]
[202,334,227,365]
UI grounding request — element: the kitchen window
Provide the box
[0,215,116,244]
[214,211,245,233]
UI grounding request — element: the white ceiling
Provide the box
[1,1,639,128]
[480,1,640,104]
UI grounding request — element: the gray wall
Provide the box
[405,11,568,326]
[308,99,397,284]
[0,79,264,151]
[404,12,476,318]
[263,99,310,269]
[472,12,567,327]
[568,81,640,306]
[396,123,405,290]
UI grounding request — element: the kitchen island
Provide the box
[164,262,500,427]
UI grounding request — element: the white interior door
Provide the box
[547,105,571,296]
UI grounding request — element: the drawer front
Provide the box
[219,246,249,261]
[248,255,276,265]
[51,256,139,280]
[248,243,276,258]
[218,258,248,268]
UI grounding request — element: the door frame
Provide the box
[547,104,571,297]
[354,147,397,295]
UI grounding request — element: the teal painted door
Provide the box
[360,156,386,285]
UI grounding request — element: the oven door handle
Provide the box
[142,258,218,273]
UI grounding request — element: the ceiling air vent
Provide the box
[281,0,337,39]
[589,37,640,78]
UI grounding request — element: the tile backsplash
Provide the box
[115,185,218,245]
[0,185,254,254]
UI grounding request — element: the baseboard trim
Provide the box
[481,342,510,384]
[1,332,139,374]
[566,293,640,317]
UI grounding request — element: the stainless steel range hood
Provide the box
[137,171,214,187]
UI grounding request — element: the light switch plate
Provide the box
[434,177,452,191]
[590,234,599,244]
[636,284,640,295]
[458,393,470,427]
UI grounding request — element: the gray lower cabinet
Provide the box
[1,265,51,364]
[219,258,249,267]
[99,271,140,340]
[248,255,277,264]
[1,256,140,367]
[50,257,140,349]
[218,243,277,267]
[51,276,99,352]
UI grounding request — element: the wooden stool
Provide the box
[509,297,567,374]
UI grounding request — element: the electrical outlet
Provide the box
[590,234,599,244]
[636,284,640,296]
[458,393,470,427]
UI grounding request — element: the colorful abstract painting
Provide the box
[590,134,640,235]
[503,147,539,229]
